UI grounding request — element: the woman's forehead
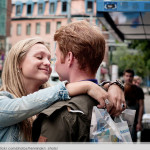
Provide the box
[28,43,51,55]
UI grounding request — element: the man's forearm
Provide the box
[138,99,144,125]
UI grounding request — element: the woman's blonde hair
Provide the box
[133,76,142,84]
[0,37,50,141]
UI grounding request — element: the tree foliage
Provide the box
[110,46,146,78]
[129,40,150,70]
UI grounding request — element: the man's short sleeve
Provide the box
[136,86,144,100]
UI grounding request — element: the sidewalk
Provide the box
[144,94,150,114]
[136,87,150,142]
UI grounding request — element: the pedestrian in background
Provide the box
[123,69,144,142]
[133,76,143,87]
[133,75,145,114]
[0,37,115,142]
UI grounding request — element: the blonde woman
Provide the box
[0,37,112,142]
[133,76,142,86]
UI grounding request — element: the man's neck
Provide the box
[68,70,96,83]
[62,60,96,83]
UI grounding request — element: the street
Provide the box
[144,94,150,114]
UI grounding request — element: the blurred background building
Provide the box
[10,0,110,59]
[9,0,113,84]
[1,0,150,85]
[0,0,11,78]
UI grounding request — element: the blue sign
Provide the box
[97,0,150,12]
[104,2,117,11]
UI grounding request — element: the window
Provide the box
[17,24,21,35]
[38,3,43,14]
[26,2,33,15]
[0,40,4,50]
[26,24,31,35]
[56,22,61,30]
[46,22,50,34]
[87,1,93,13]
[62,1,67,12]
[27,4,32,15]
[36,23,40,34]
[15,2,23,16]
[16,5,21,15]
[49,1,57,14]
[50,2,55,13]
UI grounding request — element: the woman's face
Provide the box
[20,43,52,86]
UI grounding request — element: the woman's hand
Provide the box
[86,82,113,112]
[65,81,113,112]
[107,84,126,116]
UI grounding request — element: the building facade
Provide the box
[10,0,109,82]
[11,0,108,57]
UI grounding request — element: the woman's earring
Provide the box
[18,69,20,73]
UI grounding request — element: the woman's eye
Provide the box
[37,56,42,59]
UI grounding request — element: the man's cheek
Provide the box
[54,62,57,71]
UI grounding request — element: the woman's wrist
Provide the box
[99,81,111,91]
[86,81,94,95]
[65,81,89,97]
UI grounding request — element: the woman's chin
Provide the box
[39,77,49,84]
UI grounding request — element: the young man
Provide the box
[123,69,144,142]
[32,21,126,142]
[123,69,135,84]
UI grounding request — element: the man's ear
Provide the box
[67,52,74,67]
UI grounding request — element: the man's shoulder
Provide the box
[42,94,97,117]
[135,85,144,99]
[68,94,98,112]
[70,94,96,103]
[136,85,143,92]
[33,95,97,142]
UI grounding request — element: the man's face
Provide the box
[123,72,133,84]
[55,44,69,81]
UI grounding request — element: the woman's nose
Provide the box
[43,58,51,66]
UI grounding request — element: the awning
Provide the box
[97,1,150,41]
[97,12,150,41]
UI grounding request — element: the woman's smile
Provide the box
[39,67,51,74]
